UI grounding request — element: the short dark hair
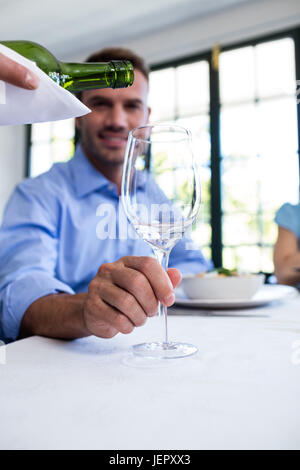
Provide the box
[76,47,149,101]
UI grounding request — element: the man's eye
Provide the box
[91,102,107,108]
[126,103,140,110]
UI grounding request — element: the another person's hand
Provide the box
[0,53,40,89]
[83,256,182,338]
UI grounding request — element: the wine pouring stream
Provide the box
[121,124,201,359]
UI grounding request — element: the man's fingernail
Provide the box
[164,293,175,306]
[25,72,40,90]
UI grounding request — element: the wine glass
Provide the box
[121,124,201,359]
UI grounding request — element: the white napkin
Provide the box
[0,44,91,125]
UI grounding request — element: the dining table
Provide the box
[0,286,300,450]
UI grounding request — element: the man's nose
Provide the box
[104,105,127,129]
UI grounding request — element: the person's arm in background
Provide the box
[0,53,39,89]
[273,203,300,286]
[273,226,300,286]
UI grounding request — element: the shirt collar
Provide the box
[69,144,146,197]
[69,145,113,198]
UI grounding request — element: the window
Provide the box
[148,31,300,274]
[219,38,299,272]
[28,118,75,177]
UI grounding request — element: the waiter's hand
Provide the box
[83,256,182,338]
[0,53,39,89]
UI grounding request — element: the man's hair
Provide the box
[76,47,149,101]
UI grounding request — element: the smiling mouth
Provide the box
[98,134,128,148]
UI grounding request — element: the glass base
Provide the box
[132,341,198,359]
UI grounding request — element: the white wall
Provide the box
[0,125,26,222]
[122,0,300,64]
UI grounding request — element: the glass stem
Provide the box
[153,249,170,345]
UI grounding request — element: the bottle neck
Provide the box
[59,60,134,93]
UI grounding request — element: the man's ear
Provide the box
[146,106,151,123]
[75,117,82,130]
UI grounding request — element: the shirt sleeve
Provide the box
[169,232,213,275]
[0,180,74,343]
[275,203,300,238]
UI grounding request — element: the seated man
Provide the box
[274,202,300,286]
[0,47,211,343]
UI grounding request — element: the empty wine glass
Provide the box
[121,124,201,359]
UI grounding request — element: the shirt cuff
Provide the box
[172,259,213,276]
[1,272,75,342]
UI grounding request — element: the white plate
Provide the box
[174,284,298,309]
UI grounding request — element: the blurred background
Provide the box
[1,0,300,276]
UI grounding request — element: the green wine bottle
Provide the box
[1,40,134,93]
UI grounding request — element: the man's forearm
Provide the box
[19,293,90,340]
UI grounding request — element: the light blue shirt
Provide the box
[275,203,300,239]
[0,145,211,342]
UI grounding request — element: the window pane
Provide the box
[257,97,298,156]
[31,122,52,143]
[202,246,212,263]
[52,140,74,163]
[221,104,257,158]
[223,213,259,245]
[223,241,275,273]
[30,119,75,177]
[261,212,278,245]
[257,97,299,208]
[256,38,296,98]
[176,115,210,166]
[220,46,255,104]
[222,157,260,213]
[198,165,211,221]
[30,143,53,177]
[192,221,211,248]
[148,68,176,122]
[260,151,299,210]
[223,245,262,272]
[176,61,209,115]
[52,118,75,140]
[260,246,275,273]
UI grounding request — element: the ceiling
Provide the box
[0,0,254,61]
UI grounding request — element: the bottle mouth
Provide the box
[110,60,134,88]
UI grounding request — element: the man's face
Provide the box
[76,69,150,166]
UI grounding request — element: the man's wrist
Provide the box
[19,292,90,340]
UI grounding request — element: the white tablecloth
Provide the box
[1,295,300,450]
